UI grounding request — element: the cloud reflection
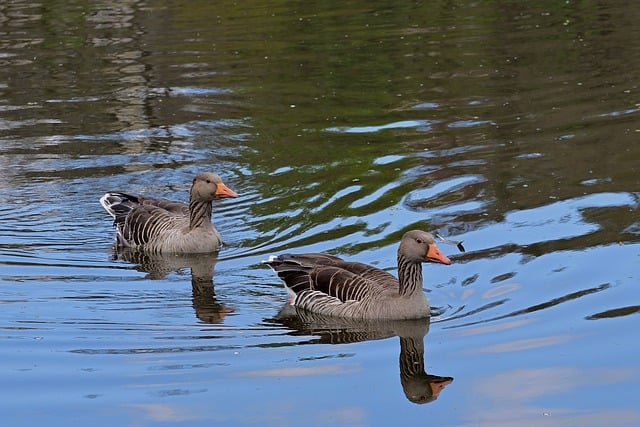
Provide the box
[127,403,206,423]
[238,364,357,378]
[469,335,573,354]
[462,367,639,427]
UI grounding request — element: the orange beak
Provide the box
[426,243,451,265]
[215,182,238,199]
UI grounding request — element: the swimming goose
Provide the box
[99,172,237,253]
[263,230,452,319]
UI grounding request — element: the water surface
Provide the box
[1,1,639,426]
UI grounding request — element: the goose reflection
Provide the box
[114,248,232,323]
[273,306,453,404]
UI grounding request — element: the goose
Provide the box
[99,172,237,253]
[263,230,452,319]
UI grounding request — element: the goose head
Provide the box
[399,230,451,265]
[191,172,238,202]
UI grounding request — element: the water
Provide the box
[1,1,639,426]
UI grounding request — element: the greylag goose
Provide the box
[263,230,452,319]
[99,172,237,253]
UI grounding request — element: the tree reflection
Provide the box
[114,248,232,323]
[272,307,453,404]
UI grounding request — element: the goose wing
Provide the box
[276,253,397,284]
[100,192,188,247]
[309,265,380,302]
[265,253,396,303]
[118,203,187,247]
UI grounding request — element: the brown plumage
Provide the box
[263,230,452,319]
[100,172,237,253]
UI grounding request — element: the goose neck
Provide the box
[397,254,423,297]
[189,199,212,229]
[399,336,425,377]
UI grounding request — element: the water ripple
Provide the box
[325,119,439,133]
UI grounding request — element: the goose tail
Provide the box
[262,254,313,300]
[100,192,139,221]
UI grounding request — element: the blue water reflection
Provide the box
[1,0,639,426]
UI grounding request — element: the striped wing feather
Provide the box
[269,253,399,303]
[310,267,380,302]
[102,192,189,247]
[121,204,188,247]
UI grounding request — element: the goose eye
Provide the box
[206,179,211,183]
[416,238,423,244]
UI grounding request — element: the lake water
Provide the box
[1,1,639,426]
